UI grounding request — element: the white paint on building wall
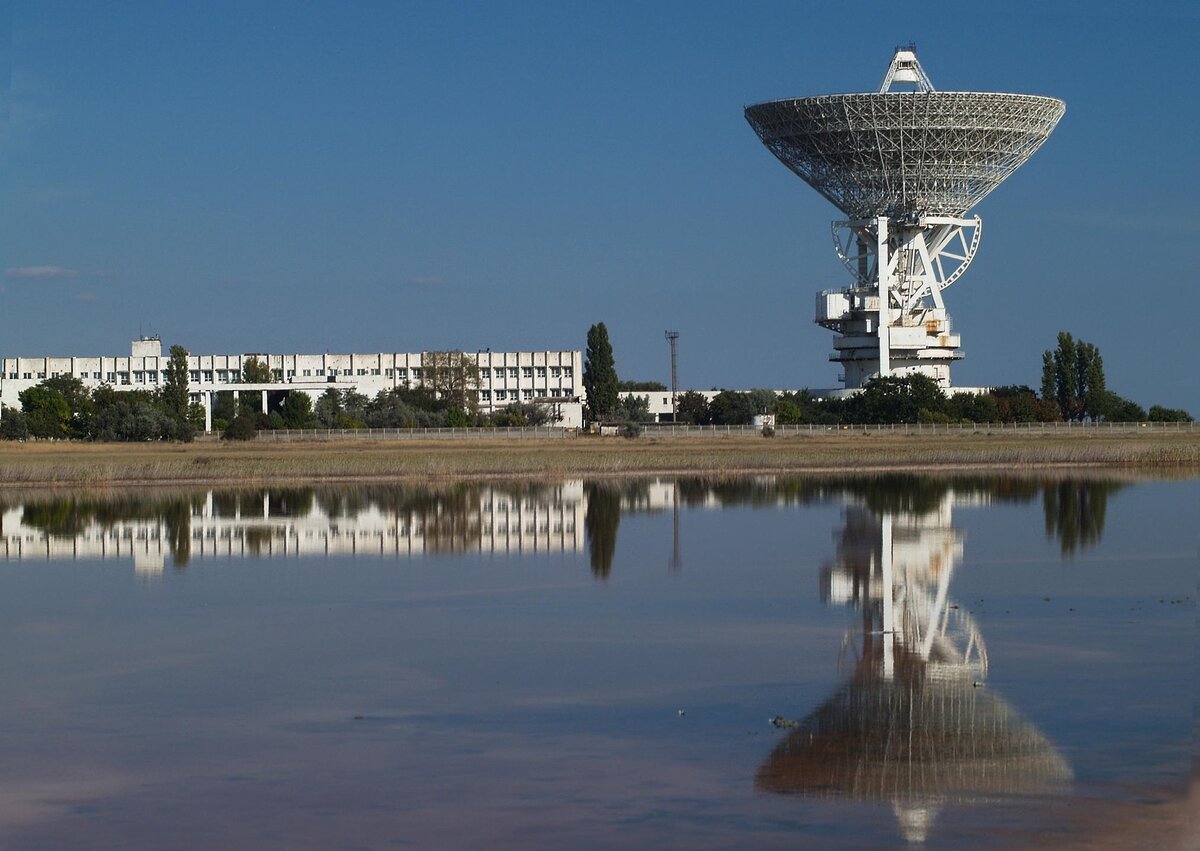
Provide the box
[0,338,585,430]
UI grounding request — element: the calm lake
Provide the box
[1,474,1195,850]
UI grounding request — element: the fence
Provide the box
[201,420,1200,442]
[249,426,576,442]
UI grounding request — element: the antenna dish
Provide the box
[744,50,1064,218]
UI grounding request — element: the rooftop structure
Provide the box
[745,48,1064,390]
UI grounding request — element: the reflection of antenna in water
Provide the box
[759,488,1071,845]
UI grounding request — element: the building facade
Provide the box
[0,338,585,429]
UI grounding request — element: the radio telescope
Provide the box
[745,48,1064,390]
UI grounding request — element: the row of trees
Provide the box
[667,375,1187,427]
[0,345,203,441]
[219,385,557,437]
[584,322,1191,427]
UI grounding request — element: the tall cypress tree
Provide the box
[162,345,191,421]
[583,322,618,421]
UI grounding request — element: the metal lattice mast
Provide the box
[665,331,679,420]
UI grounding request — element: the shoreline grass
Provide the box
[0,431,1196,488]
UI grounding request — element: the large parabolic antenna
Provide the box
[745,48,1064,390]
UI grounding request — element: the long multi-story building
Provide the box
[0,337,585,429]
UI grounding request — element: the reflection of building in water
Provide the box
[758,489,1071,845]
[0,483,589,574]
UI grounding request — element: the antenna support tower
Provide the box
[665,331,680,420]
[745,48,1064,390]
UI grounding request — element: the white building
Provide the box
[0,337,585,430]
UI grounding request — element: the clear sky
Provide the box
[3,1,1197,410]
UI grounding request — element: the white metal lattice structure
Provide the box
[745,48,1064,389]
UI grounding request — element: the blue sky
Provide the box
[3,1,1197,410]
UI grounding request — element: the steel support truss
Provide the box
[821,214,980,382]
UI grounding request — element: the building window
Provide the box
[204,371,214,382]
[190,371,201,382]
[303,369,312,377]
[316,369,325,377]
[272,370,282,380]
[508,368,518,379]
[342,369,352,376]
[495,390,506,401]
[37,372,46,379]
[384,368,393,377]
[480,367,490,379]
[231,371,241,381]
[522,367,533,378]
[286,370,295,378]
[217,370,228,381]
[119,372,130,385]
[412,368,422,379]
[149,372,159,383]
[523,389,534,400]
[481,390,491,401]
[551,367,561,378]
[106,372,116,382]
[396,369,407,379]
[357,369,367,376]
[23,373,32,380]
[93,372,101,379]
[563,367,573,378]
[134,371,145,382]
[7,373,16,380]
[371,368,381,376]
[536,367,546,378]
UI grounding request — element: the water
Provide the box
[0,475,1195,849]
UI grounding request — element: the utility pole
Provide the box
[665,331,679,422]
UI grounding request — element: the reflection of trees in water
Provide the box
[584,482,621,579]
[1,475,1127,571]
[1043,480,1121,556]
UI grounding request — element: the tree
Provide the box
[424,351,481,411]
[990,386,1047,423]
[314,389,344,428]
[0,407,30,440]
[946,391,1000,423]
[583,322,619,421]
[280,391,315,428]
[223,413,258,440]
[40,375,94,438]
[1092,391,1146,422]
[617,380,667,391]
[1042,332,1111,421]
[675,391,709,425]
[847,375,946,424]
[1040,352,1056,403]
[1148,405,1193,422]
[613,394,654,424]
[708,391,755,425]
[240,356,273,384]
[161,344,191,421]
[745,388,778,416]
[19,385,72,438]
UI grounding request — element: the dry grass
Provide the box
[0,430,1196,487]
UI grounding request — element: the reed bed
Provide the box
[0,430,1196,487]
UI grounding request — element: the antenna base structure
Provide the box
[746,48,1064,390]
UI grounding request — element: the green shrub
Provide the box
[223,414,258,441]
